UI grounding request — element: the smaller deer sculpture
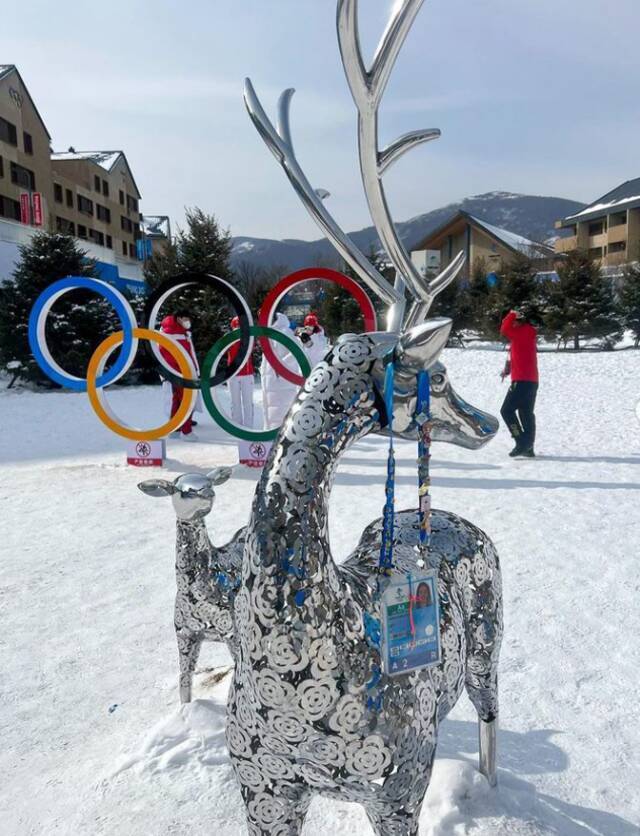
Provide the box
[138,467,245,702]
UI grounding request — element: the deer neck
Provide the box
[175,517,212,575]
[246,335,387,607]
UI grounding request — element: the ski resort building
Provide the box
[411,211,557,281]
[555,177,640,268]
[0,64,162,292]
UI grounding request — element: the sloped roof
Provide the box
[0,64,51,139]
[51,150,121,170]
[563,177,640,223]
[51,150,141,198]
[470,215,555,257]
[413,210,555,259]
[141,215,170,238]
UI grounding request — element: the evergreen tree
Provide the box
[317,249,389,339]
[541,250,622,350]
[484,253,542,338]
[142,238,179,289]
[0,232,101,385]
[149,208,235,361]
[618,262,640,346]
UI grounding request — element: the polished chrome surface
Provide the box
[336,0,465,315]
[243,80,400,307]
[479,718,498,788]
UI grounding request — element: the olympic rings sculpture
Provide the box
[28,267,378,442]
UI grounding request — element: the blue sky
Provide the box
[2,0,639,240]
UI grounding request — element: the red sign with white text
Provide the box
[32,192,43,226]
[20,193,30,225]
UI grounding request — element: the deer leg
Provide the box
[478,717,498,788]
[176,629,202,703]
[239,780,311,836]
[366,806,421,836]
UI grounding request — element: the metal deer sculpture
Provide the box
[136,362,496,705]
[227,2,503,834]
[137,467,245,702]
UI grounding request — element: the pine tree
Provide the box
[149,208,235,361]
[0,232,101,385]
[317,248,389,339]
[142,239,179,289]
[541,250,622,350]
[618,262,640,346]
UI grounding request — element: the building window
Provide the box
[77,224,87,239]
[54,183,63,203]
[129,242,136,258]
[77,194,94,215]
[608,241,626,254]
[0,156,4,178]
[106,234,113,249]
[94,174,101,191]
[102,180,109,197]
[65,188,73,208]
[23,132,33,154]
[126,194,139,213]
[588,246,603,259]
[56,216,75,235]
[119,190,124,205]
[0,193,21,221]
[0,116,18,146]
[609,212,627,228]
[121,215,133,233]
[10,161,36,190]
[122,241,127,256]
[96,204,111,223]
[588,220,605,236]
[89,229,105,247]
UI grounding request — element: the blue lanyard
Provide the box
[378,360,396,571]
[416,370,431,553]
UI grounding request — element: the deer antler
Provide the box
[336,0,465,321]
[243,80,401,307]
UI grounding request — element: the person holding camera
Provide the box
[297,313,328,367]
[499,308,539,458]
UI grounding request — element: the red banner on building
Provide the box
[32,192,43,226]
[20,193,30,225]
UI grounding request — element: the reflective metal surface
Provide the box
[228,331,503,834]
[243,80,400,308]
[138,468,244,703]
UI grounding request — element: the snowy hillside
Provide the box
[230,193,585,273]
[1,347,639,835]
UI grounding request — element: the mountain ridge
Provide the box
[230,191,585,272]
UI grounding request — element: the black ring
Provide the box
[144,272,253,389]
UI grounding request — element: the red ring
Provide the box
[257,267,378,385]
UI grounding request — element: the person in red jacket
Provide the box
[499,308,539,457]
[160,310,197,440]
[226,316,255,428]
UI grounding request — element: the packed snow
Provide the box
[1,347,640,835]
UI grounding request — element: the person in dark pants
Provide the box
[499,309,539,457]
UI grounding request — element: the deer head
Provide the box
[244,0,497,448]
[138,467,233,521]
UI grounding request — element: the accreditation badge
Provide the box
[381,571,441,676]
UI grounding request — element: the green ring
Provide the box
[201,325,312,442]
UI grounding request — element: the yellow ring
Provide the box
[87,327,196,441]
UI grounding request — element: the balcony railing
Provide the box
[555,236,577,254]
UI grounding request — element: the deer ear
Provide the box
[138,479,175,497]
[207,466,233,486]
[396,318,451,375]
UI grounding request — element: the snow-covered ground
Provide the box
[1,348,639,835]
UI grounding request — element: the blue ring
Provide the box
[28,277,136,391]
